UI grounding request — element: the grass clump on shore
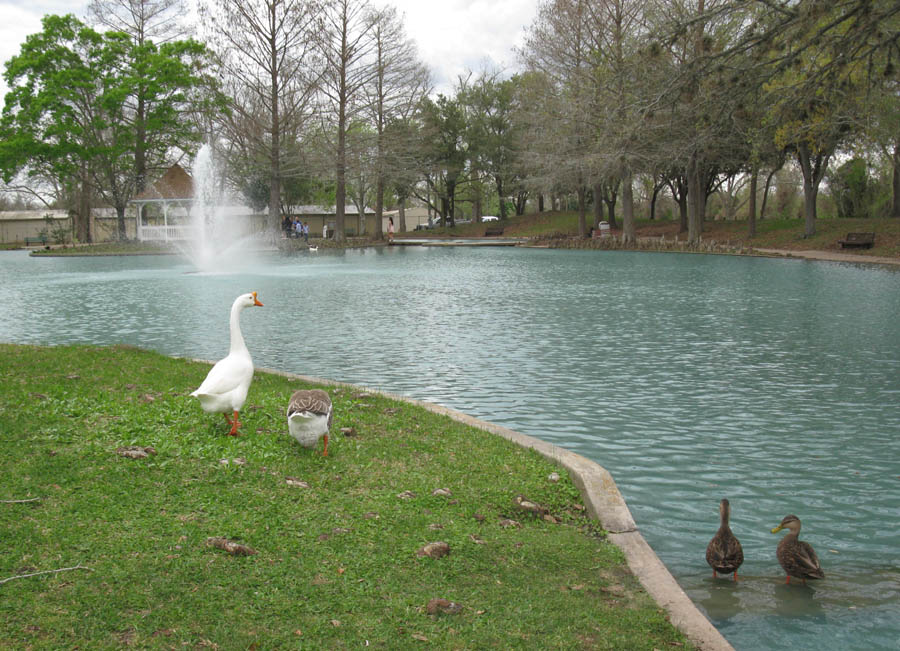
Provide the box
[0,344,690,649]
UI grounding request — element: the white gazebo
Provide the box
[130,164,196,242]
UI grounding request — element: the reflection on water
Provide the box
[2,247,899,650]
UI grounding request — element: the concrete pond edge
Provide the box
[258,366,734,651]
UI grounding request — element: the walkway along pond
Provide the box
[2,246,898,650]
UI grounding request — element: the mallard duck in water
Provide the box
[771,514,825,585]
[706,498,744,581]
[286,389,332,456]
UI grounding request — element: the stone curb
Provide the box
[257,366,734,650]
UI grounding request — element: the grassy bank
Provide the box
[0,344,690,649]
[16,212,900,260]
[425,212,900,259]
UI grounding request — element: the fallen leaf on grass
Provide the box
[116,446,157,459]
[397,490,416,500]
[431,488,452,497]
[285,478,309,488]
[205,537,257,556]
[416,541,450,559]
[411,634,428,641]
[469,534,486,544]
[514,494,547,516]
[426,598,462,615]
[340,427,357,437]
[498,518,521,528]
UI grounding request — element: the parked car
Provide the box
[482,215,499,222]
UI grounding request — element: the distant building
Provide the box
[130,164,264,242]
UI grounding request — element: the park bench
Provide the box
[838,232,875,249]
[24,234,48,246]
[484,225,504,237]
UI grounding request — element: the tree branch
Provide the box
[0,564,93,585]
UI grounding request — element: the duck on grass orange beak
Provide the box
[252,291,263,307]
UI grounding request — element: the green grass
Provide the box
[28,241,174,256]
[425,212,900,259]
[0,344,690,649]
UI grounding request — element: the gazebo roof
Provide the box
[131,164,194,202]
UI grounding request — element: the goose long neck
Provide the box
[229,302,247,354]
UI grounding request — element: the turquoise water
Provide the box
[2,247,898,650]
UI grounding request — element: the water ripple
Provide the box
[2,248,899,650]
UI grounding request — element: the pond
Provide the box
[2,246,898,650]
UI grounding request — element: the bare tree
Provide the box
[317,0,378,241]
[200,0,320,234]
[87,0,189,43]
[521,0,599,237]
[363,5,430,239]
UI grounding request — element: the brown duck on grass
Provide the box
[706,498,744,581]
[771,514,825,585]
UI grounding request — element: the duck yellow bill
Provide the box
[252,291,263,307]
[771,525,784,534]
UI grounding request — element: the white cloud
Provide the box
[380,0,539,95]
[1,0,540,106]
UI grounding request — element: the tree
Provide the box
[461,73,526,222]
[318,0,378,242]
[200,0,320,235]
[521,0,599,237]
[1,14,214,240]
[363,5,429,239]
[418,94,468,226]
[87,0,191,195]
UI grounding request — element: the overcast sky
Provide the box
[0,0,540,105]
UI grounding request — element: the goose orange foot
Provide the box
[223,411,241,436]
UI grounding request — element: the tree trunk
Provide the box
[760,169,775,219]
[374,175,384,240]
[116,203,127,240]
[622,166,635,244]
[748,168,758,238]
[686,155,706,244]
[398,196,407,232]
[538,194,544,212]
[496,176,506,220]
[892,141,900,218]
[269,34,281,237]
[577,185,587,237]
[649,182,661,220]
[592,182,602,229]
[796,142,829,238]
[77,165,92,244]
[135,93,147,195]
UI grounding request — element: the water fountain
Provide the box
[179,143,265,272]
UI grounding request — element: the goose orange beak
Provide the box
[252,291,263,307]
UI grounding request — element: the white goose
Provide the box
[190,291,263,435]
[286,389,333,456]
